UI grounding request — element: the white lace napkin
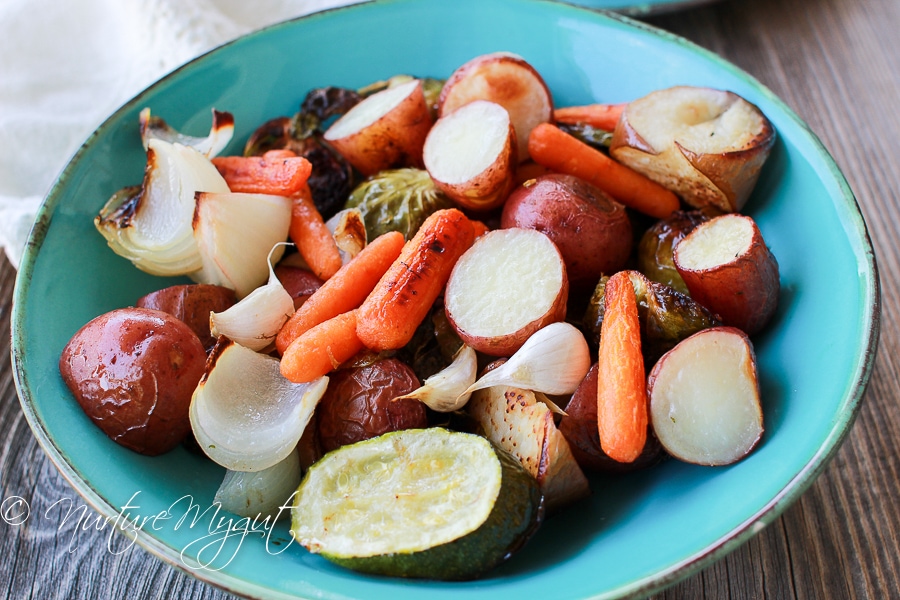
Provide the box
[0,0,357,268]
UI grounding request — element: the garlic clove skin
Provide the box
[192,192,292,299]
[210,246,295,352]
[394,344,477,412]
[464,322,591,396]
[139,107,235,158]
[190,339,329,472]
[94,140,230,276]
[214,448,301,520]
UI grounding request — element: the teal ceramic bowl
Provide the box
[12,0,880,598]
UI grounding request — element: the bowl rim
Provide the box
[10,0,882,598]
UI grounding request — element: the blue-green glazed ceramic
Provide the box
[11,0,880,598]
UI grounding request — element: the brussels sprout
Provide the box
[345,168,455,241]
[584,270,721,366]
[637,209,715,294]
[396,299,463,382]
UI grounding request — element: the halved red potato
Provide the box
[610,86,776,212]
[423,100,517,211]
[444,228,567,356]
[648,326,764,466]
[323,78,432,176]
[674,213,779,335]
[468,382,590,514]
[439,51,553,162]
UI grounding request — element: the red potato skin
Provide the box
[428,118,518,212]
[274,265,324,310]
[326,80,433,177]
[501,174,633,290]
[674,215,780,336]
[559,363,664,473]
[136,284,236,351]
[439,52,553,162]
[58,308,207,456]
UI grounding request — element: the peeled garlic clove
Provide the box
[395,344,477,412]
[210,245,295,351]
[95,139,230,276]
[190,340,329,472]
[325,208,367,264]
[465,322,591,396]
[139,107,235,158]
[214,448,301,519]
[192,192,292,298]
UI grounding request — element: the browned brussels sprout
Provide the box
[637,209,715,294]
[583,270,721,366]
[345,168,455,241]
[396,299,464,382]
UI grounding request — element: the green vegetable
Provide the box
[345,168,455,241]
[584,270,721,366]
[291,428,543,580]
[556,121,614,150]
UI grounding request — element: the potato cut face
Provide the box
[649,328,763,466]
[445,229,564,338]
[292,429,502,557]
[675,214,754,270]
[424,100,510,184]
[324,79,418,140]
[627,87,765,155]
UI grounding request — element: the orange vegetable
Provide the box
[356,208,475,351]
[596,271,648,463]
[553,102,627,131]
[280,310,364,384]
[211,152,312,196]
[275,231,406,355]
[528,122,680,219]
[289,184,343,281]
[469,219,491,239]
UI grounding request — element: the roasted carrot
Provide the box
[356,208,475,351]
[280,310,364,384]
[596,271,648,463]
[275,231,406,355]
[469,219,491,239]
[528,122,680,219]
[553,102,627,131]
[211,152,312,196]
[289,184,343,281]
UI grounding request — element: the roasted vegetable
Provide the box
[637,209,713,294]
[291,428,543,580]
[345,168,455,241]
[136,283,236,351]
[584,270,720,366]
[556,121,614,151]
[59,308,207,456]
[316,358,428,452]
[359,75,445,120]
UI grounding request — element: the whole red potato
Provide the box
[59,307,207,456]
[501,174,632,290]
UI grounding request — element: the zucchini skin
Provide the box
[326,444,545,580]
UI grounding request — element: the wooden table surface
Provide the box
[2,0,898,597]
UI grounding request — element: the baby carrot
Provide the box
[275,231,406,355]
[211,152,312,196]
[356,208,475,351]
[289,184,343,281]
[280,310,364,384]
[596,271,648,463]
[528,122,680,219]
[553,102,627,132]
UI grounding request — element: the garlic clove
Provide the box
[190,339,329,472]
[464,322,591,396]
[192,192,292,299]
[94,139,230,276]
[210,244,295,351]
[139,107,235,158]
[394,344,477,412]
[214,448,301,520]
